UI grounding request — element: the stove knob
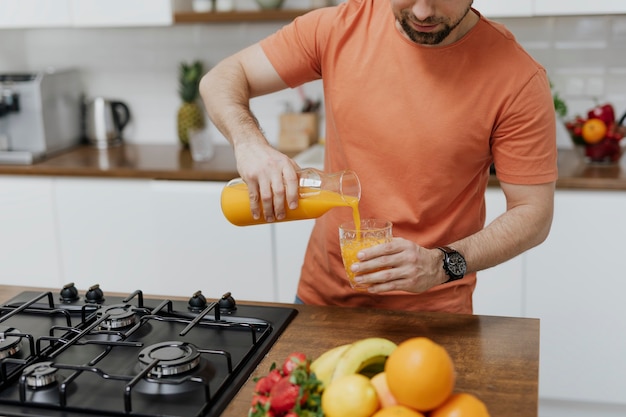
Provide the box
[219,292,237,313]
[85,284,105,304]
[59,282,79,303]
[188,291,207,312]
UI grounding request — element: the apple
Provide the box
[587,103,615,126]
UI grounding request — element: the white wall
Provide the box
[0,10,625,148]
[502,15,626,132]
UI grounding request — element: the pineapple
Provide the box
[177,60,205,147]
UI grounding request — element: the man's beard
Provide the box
[397,5,471,45]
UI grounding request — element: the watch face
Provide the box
[447,252,467,277]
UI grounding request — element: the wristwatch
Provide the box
[437,246,467,283]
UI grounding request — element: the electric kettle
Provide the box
[84,97,131,149]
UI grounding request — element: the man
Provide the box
[200,0,557,314]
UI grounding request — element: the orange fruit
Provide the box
[321,373,380,417]
[370,372,399,408]
[581,118,607,144]
[372,405,426,417]
[385,337,455,412]
[430,392,491,417]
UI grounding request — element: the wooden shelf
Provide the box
[174,9,312,23]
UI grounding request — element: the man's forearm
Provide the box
[199,57,265,148]
[451,182,555,274]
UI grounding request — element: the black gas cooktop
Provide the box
[0,283,297,417]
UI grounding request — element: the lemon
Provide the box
[322,373,380,417]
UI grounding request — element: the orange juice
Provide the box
[339,219,392,291]
[221,181,360,226]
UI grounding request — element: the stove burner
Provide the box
[22,361,58,389]
[96,304,136,330]
[138,341,201,377]
[0,326,22,359]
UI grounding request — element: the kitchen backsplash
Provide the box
[1,10,625,149]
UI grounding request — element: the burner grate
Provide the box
[0,287,297,417]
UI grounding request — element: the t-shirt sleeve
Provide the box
[259,8,335,87]
[491,69,558,185]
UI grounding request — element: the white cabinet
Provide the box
[0,0,72,28]
[525,190,626,408]
[148,180,275,302]
[54,178,158,294]
[473,0,533,18]
[273,219,315,303]
[70,0,174,27]
[474,0,626,17]
[534,1,626,16]
[0,176,62,287]
[472,188,525,317]
[53,178,275,301]
[0,0,184,29]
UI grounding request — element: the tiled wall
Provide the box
[502,15,626,147]
[1,11,625,149]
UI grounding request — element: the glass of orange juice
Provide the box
[339,219,393,291]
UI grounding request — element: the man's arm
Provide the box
[453,181,555,276]
[199,43,301,222]
[351,181,555,293]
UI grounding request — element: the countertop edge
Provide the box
[2,145,626,191]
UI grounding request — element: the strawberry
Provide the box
[254,369,283,395]
[269,376,302,414]
[249,394,273,417]
[250,353,323,417]
[281,352,308,375]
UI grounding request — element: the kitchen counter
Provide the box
[0,144,241,181]
[2,144,626,190]
[0,284,540,417]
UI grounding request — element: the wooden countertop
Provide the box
[0,285,539,417]
[2,144,626,190]
[0,144,241,182]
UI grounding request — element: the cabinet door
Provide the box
[472,188,524,317]
[0,0,71,28]
[525,190,626,405]
[148,180,275,302]
[273,220,315,303]
[472,0,533,17]
[0,176,62,287]
[70,0,173,27]
[54,178,275,302]
[54,178,159,294]
[534,0,626,16]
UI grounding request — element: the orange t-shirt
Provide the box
[260,0,557,314]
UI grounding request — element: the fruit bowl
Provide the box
[564,104,626,165]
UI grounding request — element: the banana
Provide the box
[310,343,352,388]
[331,337,397,382]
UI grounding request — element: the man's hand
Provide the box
[234,141,301,222]
[348,238,446,293]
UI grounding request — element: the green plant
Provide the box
[550,81,568,118]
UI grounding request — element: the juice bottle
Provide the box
[221,168,361,226]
